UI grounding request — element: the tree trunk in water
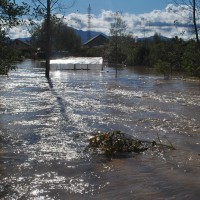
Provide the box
[193,0,199,43]
[45,0,51,79]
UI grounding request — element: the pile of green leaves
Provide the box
[88,131,175,157]
[88,131,148,156]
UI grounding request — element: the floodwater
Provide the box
[0,59,200,200]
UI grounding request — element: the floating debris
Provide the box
[87,131,175,157]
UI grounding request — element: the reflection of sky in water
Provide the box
[0,60,200,199]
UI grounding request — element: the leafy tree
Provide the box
[0,29,16,75]
[126,42,149,66]
[149,40,170,78]
[80,46,107,57]
[31,17,81,54]
[149,36,183,78]
[0,0,29,26]
[149,35,173,64]
[29,0,75,78]
[154,60,171,79]
[149,41,169,66]
[108,12,132,66]
[173,0,200,42]
[168,36,184,71]
[0,0,29,75]
[181,40,200,77]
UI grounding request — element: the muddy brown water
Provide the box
[0,59,200,199]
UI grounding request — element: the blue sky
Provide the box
[69,0,168,15]
[11,1,194,40]
[16,0,168,15]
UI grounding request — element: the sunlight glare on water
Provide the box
[0,60,200,199]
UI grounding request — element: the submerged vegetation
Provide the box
[87,131,175,157]
[107,31,200,78]
[0,30,18,75]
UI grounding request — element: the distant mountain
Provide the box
[12,37,31,43]
[13,31,104,45]
[15,30,105,44]
[73,29,171,43]
[14,31,171,45]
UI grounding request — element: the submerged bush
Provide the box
[0,60,16,75]
[87,130,175,157]
[154,60,171,79]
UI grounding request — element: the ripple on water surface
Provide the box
[0,60,200,199]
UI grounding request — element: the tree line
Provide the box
[120,34,200,78]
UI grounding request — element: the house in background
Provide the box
[83,34,109,48]
[11,39,31,51]
[10,38,34,58]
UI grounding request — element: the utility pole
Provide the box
[45,0,51,79]
[87,4,91,41]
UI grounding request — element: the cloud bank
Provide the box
[8,4,197,40]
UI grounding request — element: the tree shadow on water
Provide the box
[47,78,69,121]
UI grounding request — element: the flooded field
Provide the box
[0,59,200,199]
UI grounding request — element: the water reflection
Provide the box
[0,59,200,199]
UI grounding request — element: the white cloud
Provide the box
[8,26,30,39]
[7,4,197,40]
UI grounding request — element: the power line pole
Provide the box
[87,4,91,41]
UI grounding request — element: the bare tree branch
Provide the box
[172,0,200,42]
